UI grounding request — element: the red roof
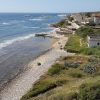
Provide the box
[92,13,100,17]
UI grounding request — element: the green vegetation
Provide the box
[21,56,100,100]
[21,79,67,100]
[21,20,100,100]
[64,33,100,57]
[51,19,71,28]
[76,26,100,38]
[48,63,63,75]
[76,26,94,38]
[64,34,81,53]
[64,34,87,53]
[78,82,100,100]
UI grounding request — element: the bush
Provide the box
[51,19,66,28]
[88,57,98,64]
[79,83,100,100]
[48,63,63,75]
[83,63,96,74]
[37,62,41,66]
[64,61,80,68]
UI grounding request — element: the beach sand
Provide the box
[0,33,74,100]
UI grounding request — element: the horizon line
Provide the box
[0,10,99,14]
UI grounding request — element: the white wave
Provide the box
[2,22,10,25]
[29,18,44,21]
[0,34,35,49]
[58,14,66,17]
[1,20,26,26]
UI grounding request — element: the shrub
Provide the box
[64,61,80,68]
[48,63,62,75]
[51,19,66,28]
[88,57,98,64]
[79,83,100,100]
[83,63,96,74]
[37,62,41,66]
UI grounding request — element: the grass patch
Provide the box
[64,34,100,57]
[48,63,63,75]
[64,34,81,53]
[69,72,84,78]
[21,79,66,100]
[78,82,100,100]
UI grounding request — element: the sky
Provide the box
[0,0,100,13]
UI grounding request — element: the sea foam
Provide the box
[58,14,66,17]
[0,34,35,49]
[29,18,44,21]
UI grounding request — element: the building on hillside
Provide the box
[87,35,100,47]
[92,13,100,25]
[71,13,86,25]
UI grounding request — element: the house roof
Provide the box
[92,13,100,17]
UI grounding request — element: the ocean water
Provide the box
[0,13,66,90]
[0,13,65,48]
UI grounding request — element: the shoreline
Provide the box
[0,31,73,100]
[0,48,54,92]
[0,31,58,91]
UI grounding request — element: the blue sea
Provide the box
[0,13,66,90]
[0,13,65,48]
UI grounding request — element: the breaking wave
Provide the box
[0,34,35,49]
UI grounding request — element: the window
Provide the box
[97,43,100,45]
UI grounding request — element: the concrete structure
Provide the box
[56,28,73,35]
[87,35,100,47]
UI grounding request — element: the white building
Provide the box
[87,35,100,47]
